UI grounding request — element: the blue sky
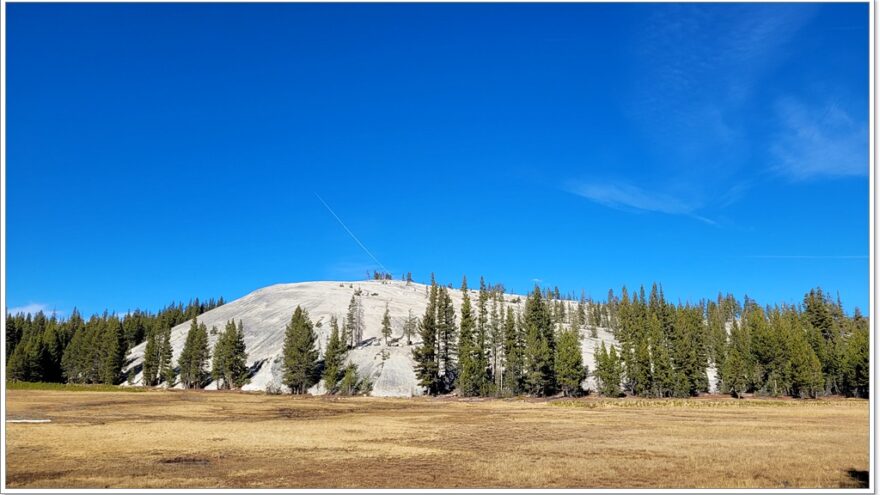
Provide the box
[6,3,870,317]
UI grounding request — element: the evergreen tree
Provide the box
[456,276,481,396]
[402,309,419,346]
[841,321,869,398]
[522,286,555,396]
[344,294,365,348]
[474,277,492,395]
[721,320,753,398]
[789,333,824,398]
[158,326,175,387]
[179,318,210,389]
[501,306,524,395]
[142,328,160,386]
[594,342,623,397]
[338,363,363,395]
[554,322,586,396]
[282,306,320,394]
[436,286,458,390]
[381,304,392,345]
[413,279,442,394]
[99,317,125,385]
[322,315,346,393]
[672,306,709,396]
[229,320,249,388]
[489,294,504,393]
[212,320,249,390]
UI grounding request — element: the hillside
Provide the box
[123,280,618,396]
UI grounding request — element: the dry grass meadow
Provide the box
[4,389,870,489]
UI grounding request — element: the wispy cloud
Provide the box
[7,303,63,316]
[568,181,716,225]
[633,4,815,157]
[586,4,821,219]
[771,98,868,180]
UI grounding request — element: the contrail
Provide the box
[315,193,390,276]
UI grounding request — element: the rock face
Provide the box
[123,280,618,396]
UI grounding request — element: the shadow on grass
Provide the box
[846,469,869,488]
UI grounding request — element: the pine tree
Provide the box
[402,309,419,346]
[489,294,504,393]
[594,342,623,397]
[474,277,492,395]
[721,320,752,398]
[282,306,319,394]
[338,363,362,395]
[345,294,364,348]
[179,318,210,389]
[555,322,586,396]
[436,286,457,390]
[413,280,442,394]
[100,317,125,385]
[229,320,249,388]
[673,306,709,396]
[381,304,392,345]
[523,286,555,396]
[501,306,523,395]
[841,320,869,398]
[456,276,480,396]
[789,334,823,398]
[322,315,346,393]
[158,326,175,387]
[142,328,160,386]
[212,319,249,390]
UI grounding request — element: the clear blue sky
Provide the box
[6,3,870,317]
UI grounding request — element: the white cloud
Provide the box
[6,303,63,316]
[568,181,716,225]
[771,98,868,180]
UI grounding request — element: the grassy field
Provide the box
[5,389,870,489]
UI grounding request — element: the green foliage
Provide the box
[501,306,524,395]
[158,327,175,387]
[6,298,223,387]
[721,320,754,398]
[402,309,419,346]
[554,323,586,396]
[381,304,392,344]
[178,318,210,389]
[322,316,346,393]
[841,321,869,398]
[344,294,364,348]
[211,320,249,390]
[282,306,319,394]
[436,286,458,390]
[58,314,125,385]
[523,286,555,396]
[413,278,442,395]
[594,342,623,397]
[456,276,484,397]
[338,363,370,395]
[142,328,160,386]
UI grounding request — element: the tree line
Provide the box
[413,275,588,397]
[5,280,869,400]
[412,277,868,399]
[6,298,224,384]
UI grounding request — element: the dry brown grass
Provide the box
[5,390,869,489]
